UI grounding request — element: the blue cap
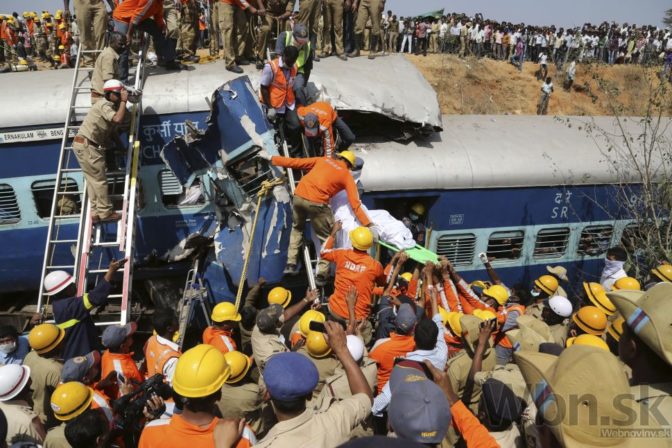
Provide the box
[394,303,417,334]
[263,352,318,401]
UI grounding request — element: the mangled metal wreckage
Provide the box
[159,60,442,301]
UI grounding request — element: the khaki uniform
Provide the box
[632,382,672,434]
[74,99,120,219]
[255,0,294,61]
[525,301,544,320]
[74,0,108,64]
[387,20,398,52]
[250,325,288,373]
[90,46,120,102]
[180,0,199,57]
[23,351,62,425]
[321,0,344,56]
[217,1,248,67]
[209,0,220,56]
[548,321,569,346]
[296,0,321,43]
[0,400,44,445]
[163,0,180,40]
[446,348,497,446]
[44,423,71,448]
[354,0,382,38]
[297,348,339,400]
[474,363,528,403]
[217,381,264,434]
[314,358,377,438]
[255,393,371,447]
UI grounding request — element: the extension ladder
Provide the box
[36,39,148,326]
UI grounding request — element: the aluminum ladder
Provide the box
[36,39,148,326]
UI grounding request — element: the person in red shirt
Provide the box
[263,150,372,282]
[321,222,385,329]
[112,0,183,81]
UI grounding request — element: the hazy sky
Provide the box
[2,0,669,28]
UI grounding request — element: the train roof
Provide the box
[358,114,672,191]
[1,54,442,131]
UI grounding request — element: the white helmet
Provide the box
[0,364,31,401]
[547,295,573,318]
[103,79,124,93]
[346,335,364,362]
[44,270,74,296]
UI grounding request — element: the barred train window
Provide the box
[534,228,570,259]
[31,179,80,218]
[0,184,21,224]
[436,233,476,266]
[578,225,613,256]
[159,170,204,207]
[487,231,524,260]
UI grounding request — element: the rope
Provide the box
[234,176,286,309]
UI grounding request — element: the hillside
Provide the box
[406,53,672,116]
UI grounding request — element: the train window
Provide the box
[226,150,274,198]
[621,224,641,253]
[31,179,80,218]
[0,184,21,224]
[578,225,614,256]
[534,228,570,258]
[487,231,524,260]
[159,170,204,208]
[436,233,476,266]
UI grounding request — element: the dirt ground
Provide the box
[405,53,672,116]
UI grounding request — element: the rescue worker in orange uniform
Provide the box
[202,302,241,354]
[297,101,356,158]
[100,322,144,400]
[260,150,372,283]
[259,45,301,151]
[138,345,256,448]
[321,222,385,343]
[143,309,181,385]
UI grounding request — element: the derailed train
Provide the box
[0,55,654,313]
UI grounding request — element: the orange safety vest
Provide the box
[144,335,181,378]
[202,327,237,354]
[261,59,297,109]
[495,304,526,349]
[91,390,114,423]
[101,350,144,400]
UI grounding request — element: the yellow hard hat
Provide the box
[338,150,356,167]
[350,226,373,251]
[651,264,672,283]
[582,282,615,315]
[0,15,5,21]
[606,315,625,342]
[473,309,497,321]
[173,344,230,398]
[18,58,28,65]
[42,12,50,20]
[50,382,93,421]
[446,311,463,336]
[469,280,490,290]
[566,334,609,352]
[306,331,331,358]
[211,302,241,323]
[611,277,641,291]
[58,23,66,29]
[58,44,65,50]
[534,275,559,296]
[410,202,426,216]
[572,306,607,336]
[400,272,413,283]
[53,55,61,61]
[223,351,251,384]
[438,306,450,325]
[46,22,54,27]
[23,12,30,18]
[298,309,325,337]
[482,284,509,306]
[28,324,65,354]
[55,10,63,19]
[268,286,292,308]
